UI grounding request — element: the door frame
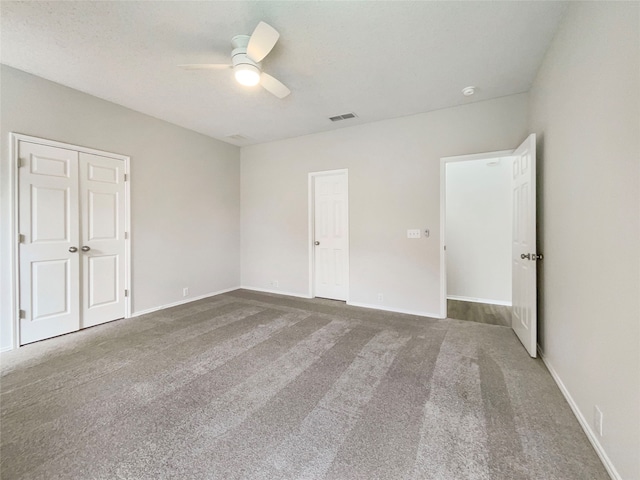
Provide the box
[439,149,514,318]
[9,132,132,349]
[307,169,349,300]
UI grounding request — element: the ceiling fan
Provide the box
[179,21,291,99]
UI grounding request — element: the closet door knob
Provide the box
[69,247,78,253]
[81,246,91,252]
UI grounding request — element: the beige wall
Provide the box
[529,3,640,479]
[241,94,528,316]
[0,65,241,351]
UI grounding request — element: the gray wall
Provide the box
[0,65,241,351]
[529,3,639,478]
[241,94,528,316]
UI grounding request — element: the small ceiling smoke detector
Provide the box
[462,86,476,96]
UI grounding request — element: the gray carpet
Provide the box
[0,289,608,479]
[447,299,512,327]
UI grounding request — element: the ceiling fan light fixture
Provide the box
[234,64,261,86]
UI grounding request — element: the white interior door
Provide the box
[18,142,81,344]
[18,139,128,345]
[80,153,126,328]
[511,134,538,357]
[313,172,349,301]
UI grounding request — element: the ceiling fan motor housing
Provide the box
[231,35,261,85]
[231,35,261,70]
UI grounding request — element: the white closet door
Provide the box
[18,142,81,344]
[80,153,126,328]
[313,172,349,301]
[18,140,128,345]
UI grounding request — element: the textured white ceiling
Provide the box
[0,1,567,146]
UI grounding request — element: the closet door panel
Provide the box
[79,153,126,328]
[18,142,81,345]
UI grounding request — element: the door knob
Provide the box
[314,241,320,246]
[81,246,91,252]
[69,247,78,253]
[521,253,530,260]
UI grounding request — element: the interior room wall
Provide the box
[241,93,528,317]
[0,65,241,351]
[529,2,640,479]
[445,157,512,305]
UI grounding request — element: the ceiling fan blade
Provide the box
[178,64,231,70]
[260,72,290,99]
[246,21,280,62]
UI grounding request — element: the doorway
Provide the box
[11,133,131,346]
[440,134,539,357]
[443,152,514,326]
[308,169,349,301]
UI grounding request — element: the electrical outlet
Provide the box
[594,406,603,436]
[270,280,279,288]
[407,229,421,239]
[183,287,189,297]
[377,293,384,303]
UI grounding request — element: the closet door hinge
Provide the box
[124,232,128,240]
[124,289,129,297]
[17,158,24,168]
[124,173,128,182]
[18,234,25,243]
[19,309,26,319]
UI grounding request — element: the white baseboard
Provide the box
[346,301,444,319]
[447,295,512,307]
[241,289,442,319]
[131,286,241,318]
[240,286,313,299]
[0,345,14,353]
[538,346,619,480]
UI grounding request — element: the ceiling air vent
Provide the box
[225,134,249,142]
[329,112,358,122]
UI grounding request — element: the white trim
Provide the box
[11,133,130,161]
[446,295,512,307]
[440,150,515,164]
[241,286,313,299]
[10,133,132,349]
[124,155,132,319]
[0,346,14,353]
[538,347,620,480]
[10,134,20,350]
[308,169,350,301]
[439,160,447,320]
[307,174,314,298]
[347,301,444,320]
[131,286,241,317]
[439,149,515,319]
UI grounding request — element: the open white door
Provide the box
[511,134,539,357]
